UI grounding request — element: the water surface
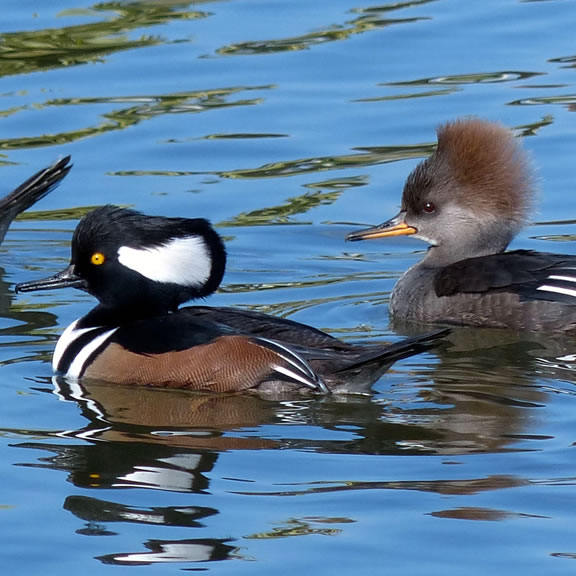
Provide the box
[3,0,576,574]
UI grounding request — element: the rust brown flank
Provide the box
[83,334,284,392]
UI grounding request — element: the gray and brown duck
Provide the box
[348,118,576,333]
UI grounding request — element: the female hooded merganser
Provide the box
[0,156,71,243]
[347,118,576,333]
[16,205,448,394]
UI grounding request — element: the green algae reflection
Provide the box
[0,0,210,78]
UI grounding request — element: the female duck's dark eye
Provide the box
[422,201,436,214]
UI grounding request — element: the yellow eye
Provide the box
[90,252,105,266]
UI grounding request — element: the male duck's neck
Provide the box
[78,303,174,329]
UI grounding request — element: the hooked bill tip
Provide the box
[346,231,362,242]
[15,271,87,294]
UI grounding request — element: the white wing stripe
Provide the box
[253,337,329,393]
[271,365,318,390]
[255,337,315,378]
[537,284,576,298]
[547,275,576,283]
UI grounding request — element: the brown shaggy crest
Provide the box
[434,118,535,222]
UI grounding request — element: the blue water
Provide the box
[3,0,576,573]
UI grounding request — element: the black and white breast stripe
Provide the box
[53,319,118,379]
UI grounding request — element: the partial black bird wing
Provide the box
[181,305,351,350]
[434,250,576,304]
[304,328,450,373]
[0,156,72,243]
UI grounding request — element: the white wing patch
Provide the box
[118,236,211,287]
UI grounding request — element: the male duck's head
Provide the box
[16,205,226,314]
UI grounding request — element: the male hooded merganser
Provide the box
[16,205,448,394]
[347,118,576,333]
[0,156,71,243]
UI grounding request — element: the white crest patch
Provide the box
[118,236,211,287]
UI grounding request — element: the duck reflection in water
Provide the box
[12,337,574,568]
[21,334,563,464]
